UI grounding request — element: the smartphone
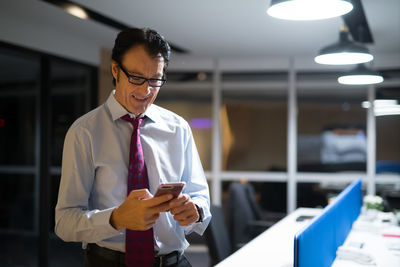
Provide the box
[154,182,185,198]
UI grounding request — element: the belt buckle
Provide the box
[158,251,179,267]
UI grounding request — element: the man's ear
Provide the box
[111,61,119,80]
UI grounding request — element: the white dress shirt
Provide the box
[55,91,211,255]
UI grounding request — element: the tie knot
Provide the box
[121,114,142,128]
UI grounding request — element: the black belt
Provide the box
[155,251,181,266]
[86,243,182,267]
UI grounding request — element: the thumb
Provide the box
[128,189,152,200]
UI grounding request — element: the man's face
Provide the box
[112,45,165,116]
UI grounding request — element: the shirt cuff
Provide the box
[87,207,123,239]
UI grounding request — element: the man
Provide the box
[55,28,211,267]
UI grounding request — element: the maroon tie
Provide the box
[121,114,155,267]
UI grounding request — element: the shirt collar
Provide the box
[106,90,158,123]
[144,104,160,123]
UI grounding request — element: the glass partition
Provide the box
[0,46,40,266]
[48,59,93,266]
[156,85,213,171]
[297,84,367,173]
[222,93,287,172]
[0,43,95,267]
[376,86,400,171]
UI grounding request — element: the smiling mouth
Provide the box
[131,94,149,101]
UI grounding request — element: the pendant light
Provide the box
[338,64,384,85]
[361,100,400,116]
[267,0,353,21]
[315,25,373,65]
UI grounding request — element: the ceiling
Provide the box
[66,0,400,70]
[1,0,399,102]
[1,0,398,71]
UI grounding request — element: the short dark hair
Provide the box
[111,28,171,86]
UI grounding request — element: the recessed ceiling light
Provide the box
[65,5,88,20]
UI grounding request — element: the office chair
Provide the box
[227,182,285,249]
[204,204,232,266]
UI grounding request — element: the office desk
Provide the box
[216,208,321,267]
[332,211,400,267]
[216,207,400,267]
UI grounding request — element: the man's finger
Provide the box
[128,189,151,200]
[145,221,156,230]
[169,194,189,208]
[144,194,173,208]
[176,214,197,226]
[151,213,160,221]
[173,209,193,221]
[170,204,186,215]
[149,201,172,214]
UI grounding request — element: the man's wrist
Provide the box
[110,207,122,230]
[195,204,204,223]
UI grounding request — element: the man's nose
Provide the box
[136,82,151,96]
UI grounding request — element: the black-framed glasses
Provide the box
[118,63,166,87]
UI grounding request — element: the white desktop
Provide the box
[216,208,321,267]
[216,208,400,267]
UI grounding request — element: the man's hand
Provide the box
[110,189,172,231]
[169,194,199,226]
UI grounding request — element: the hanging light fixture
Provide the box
[361,100,400,116]
[315,25,373,65]
[267,0,353,21]
[338,64,384,85]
